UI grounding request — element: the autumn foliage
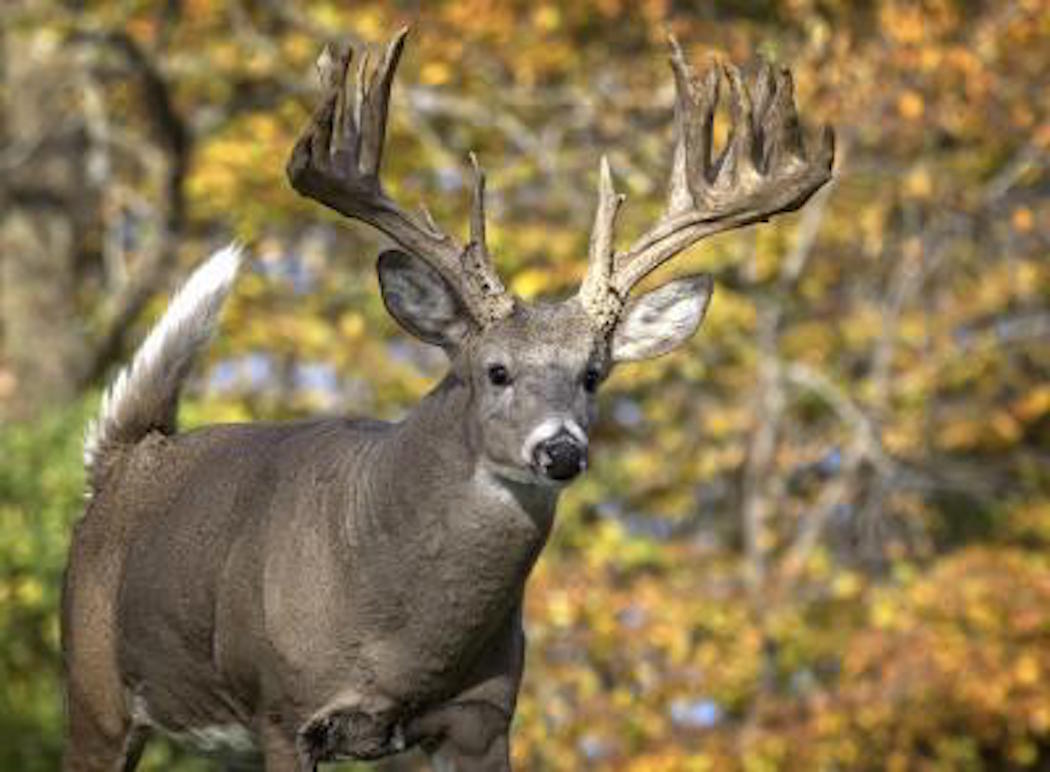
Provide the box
[1,0,1048,770]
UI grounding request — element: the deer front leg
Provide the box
[410,605,525,772]
[259,721,307,772]
[412,702,511,772]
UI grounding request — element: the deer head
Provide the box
[286,28,834,487]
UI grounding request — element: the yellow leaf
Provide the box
[832,571,862,599]
[1013,385,1050,422]
[1012,206,1034,232]
[533,5,562,31]
[420,61,452,86]
[511,268,554,299]
[897,90,924,120]
[903,164,932,199]
[1015,653,1040,686]
[989,410,1021,444]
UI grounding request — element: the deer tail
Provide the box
[84,244,243,491]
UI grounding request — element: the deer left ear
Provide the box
[611,274,714,362]
[377,250,475,350]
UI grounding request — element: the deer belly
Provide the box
[130,692,258,758]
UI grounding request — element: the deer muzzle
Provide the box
[532,431,588,482]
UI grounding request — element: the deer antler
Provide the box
[286,28,514,325]
[579,36,835,332]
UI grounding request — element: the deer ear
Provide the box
[611,274,713,362]
[377,250,475,349]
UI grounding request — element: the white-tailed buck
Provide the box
[63,28,833,772]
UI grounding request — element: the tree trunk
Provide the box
[0,28,90,421]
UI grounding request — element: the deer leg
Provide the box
[259,723,308,772]
[411,605,524,772]
[410,702,512,772]
[427,734,510,772]
[62,690,149,772]
[62,632,150,772]
[120,728,150,772]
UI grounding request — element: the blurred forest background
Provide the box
[1,0,1049,770]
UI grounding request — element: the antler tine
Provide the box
[759,65,805,173]
[666,36,694,216]
[668,37,720,215]
[468,151,488,255]
[718,62,758,188]
[579,155,626,332]
[287,28,514,326]
[356,30,406,177]
[463,152,514,321]
[751,60,778,141]
[596,36,833,301]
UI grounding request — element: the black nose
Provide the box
[532,432,587,482]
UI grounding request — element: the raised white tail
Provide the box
[84,244,243,487]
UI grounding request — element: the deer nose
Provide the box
[532,431,587,482]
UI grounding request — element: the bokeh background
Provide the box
[2,1,1049,770]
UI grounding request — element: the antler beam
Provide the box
[579,36,835,326]
[287,28,513,325]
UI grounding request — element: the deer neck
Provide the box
[362,372,559,565]
[321,373,557,662]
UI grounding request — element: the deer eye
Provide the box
[583,367,602,393]
[487,363,512,387]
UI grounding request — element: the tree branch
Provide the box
[69,29,191,388]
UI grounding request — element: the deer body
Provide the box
[62,27,833,772]
[97,389,548,762]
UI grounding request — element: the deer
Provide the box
[62,27,833,772]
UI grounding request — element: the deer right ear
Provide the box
[377,250,475,349]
